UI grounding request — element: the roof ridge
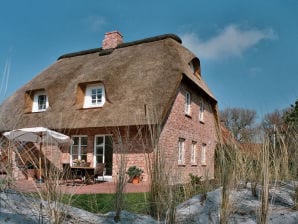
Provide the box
[57,33,182,60]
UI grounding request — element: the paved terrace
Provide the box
[9,179,150,194]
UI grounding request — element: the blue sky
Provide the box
[1,0,297,121]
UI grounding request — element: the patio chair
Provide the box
[94,163,105,183]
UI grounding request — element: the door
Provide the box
[94,135,113,175]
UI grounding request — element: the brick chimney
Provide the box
[102,31,123,49]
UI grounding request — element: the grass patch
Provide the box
[70,192,150,214]
[66,182,214,215]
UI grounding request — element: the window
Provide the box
[191,141,197,164]
[201,143,207,166]
[83,84,105,108]
[188,58,201,77]
[32,91,49,112]
[199,101,204,122]
[70,136,88,166]
[185,92,191,115]
[178,138,185,165]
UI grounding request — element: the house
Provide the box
[0,31,220,183]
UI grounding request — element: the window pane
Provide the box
[38,95,47,110]
[71,146,79,155]
[72,155,78,160]
[81,146,87,154]
[96,146,103,155]
[72,137,79,145]
[96,155,103,163]
[81,137,88,145]
[96,136,104,145]
[91,95,96,104]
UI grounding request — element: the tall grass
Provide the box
[0,139,76,224]
[216,124,297,224]
[112,127,129,222]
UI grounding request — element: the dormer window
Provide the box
[32,90,49,112]
[83,84,106,108]
[189,58,201,78]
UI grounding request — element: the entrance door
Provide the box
[94,135,113,176]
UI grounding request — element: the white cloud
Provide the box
[181,25,277,60]
[83,16,106,32]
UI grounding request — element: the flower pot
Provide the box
[132,176,140,184]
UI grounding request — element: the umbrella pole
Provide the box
[38,141,43,183]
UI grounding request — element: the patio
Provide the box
[10,179,150,194]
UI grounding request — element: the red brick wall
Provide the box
[102,31,123,49]
[158,82,218,183]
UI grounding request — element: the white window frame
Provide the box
[70,135,88,166]
[178,138,185,165]
[32,90,49,112]
[199,101,204,122]
[201,143,207,166]
[185,91,191,115]
[83,84,106,108]
[191,141,197,164]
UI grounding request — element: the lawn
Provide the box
[70,192,150,214]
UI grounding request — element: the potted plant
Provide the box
[126,166,144,184]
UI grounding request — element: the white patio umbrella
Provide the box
[3,127,72,182]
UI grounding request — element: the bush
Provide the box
[189,173,202,186]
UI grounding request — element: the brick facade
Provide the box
[158,81,218,182]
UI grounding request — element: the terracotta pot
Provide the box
[132,176,140,184]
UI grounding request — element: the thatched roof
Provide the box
[0,34,216,131]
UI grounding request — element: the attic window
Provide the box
[32,90,49,112]
[83,83,106,108]
[189,58,201,77]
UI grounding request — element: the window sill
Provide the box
[191,163,198,166]
[185,113,192,118]
[199,120,205,124]
[79,106,104,110]
[32,110,47,113]
[178,163,186,167]
[25,110,47,114]
[201,163,207,167]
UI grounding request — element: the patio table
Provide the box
[71,166,95,184]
